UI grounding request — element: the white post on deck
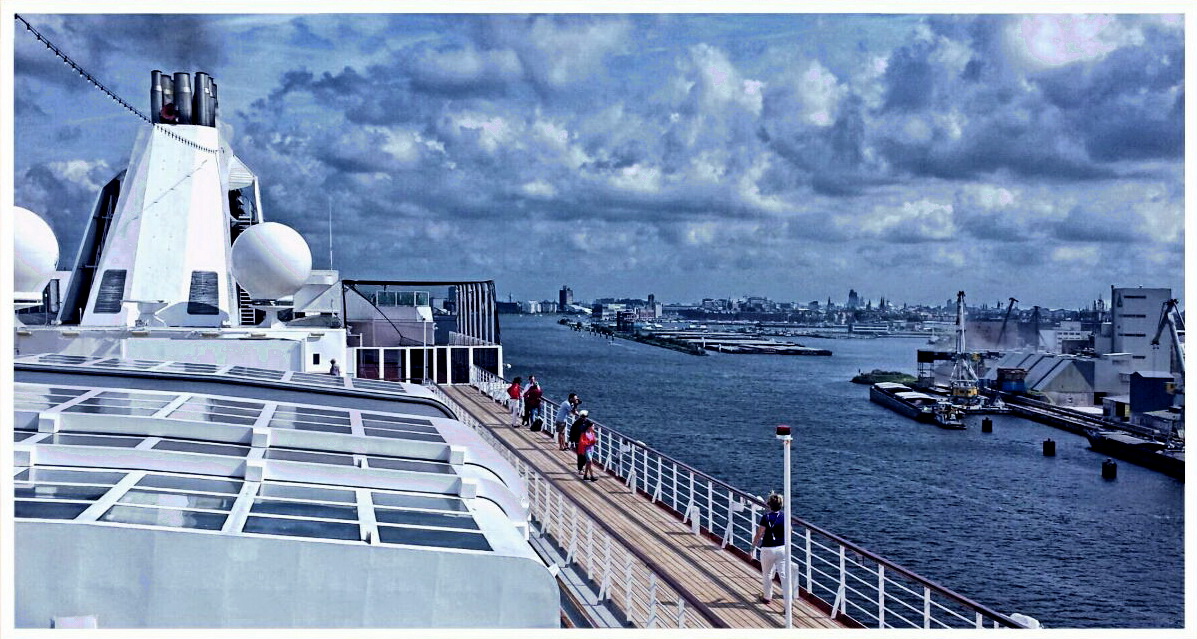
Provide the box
[776,424,794,629]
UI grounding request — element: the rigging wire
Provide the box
[14,13,220,155]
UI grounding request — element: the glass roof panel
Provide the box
[92,358,161,369]
[163,362,222,374]
[136,474,243,495]
[119,489,238,511]
[226,366,287,381]
[264,449,354,466]
[48,433,144,448]
[373,508,480,530]
[15,500,91,520]
[19,468,127,485]
[347,379,408,394]
[152,440,251,457]
[100,505,227,530]
[363,428,444,443]
[273,405,351,421]
[168,408,259,426]
[36,354,97,365]
[258,482,356,504]
[271,420,352,434]
[359,413,433,427]
[376,525,491,551]
[14,432,37,442]
[63,403,160,417]
[242,515,361,541]
[289,372,346,387]
[250,499,358,520]
[371,491,467,512]
[366,457,455,475]
[15,484,111,501]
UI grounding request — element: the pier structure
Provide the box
[428,368,1026,629]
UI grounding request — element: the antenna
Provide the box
[328,195,334,269]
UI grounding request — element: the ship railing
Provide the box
[459,366,1025,630]
[424,381,722,629]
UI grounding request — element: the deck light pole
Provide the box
[776,424,793,629]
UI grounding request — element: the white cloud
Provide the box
[1007,15,1134,69]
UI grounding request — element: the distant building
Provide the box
[1096,286,1175,373]
[559,285,573,310]
[847,289,860,310]
[519,300,542,314]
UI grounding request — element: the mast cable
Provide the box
[14,14,220,155]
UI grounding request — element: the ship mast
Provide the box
[950,291,979,402]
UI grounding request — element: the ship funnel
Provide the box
[172,72,193,124]
[153,72,219,126]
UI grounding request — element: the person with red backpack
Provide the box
[576,421,597,481]
[506,377,523,427]
[752,493,788,604]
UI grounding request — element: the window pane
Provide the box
[100,505,227,530]
[153,440,250,457]
[16,500,90,520]
[23,468,126,485]
[15,484,110,501]
[373,508,479,530]
[242,516,360,541]
[371,491,467,512]
[376,525,491,551]
[265,449,354,466]
[367,457,454,475]
[250,499,358,520]
[119,489,238,511]
[48,434,143,448]
[136,474,243,495]
[258,483,355,503]
[363,428,444,443]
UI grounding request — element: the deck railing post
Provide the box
[599,535,612,601]
[652,457,663,503]
[566,504,578,564]
[706,481,714,534]
[677,598,686,629]
[923,586,932,629]
[671,462,679,512]
[878,565,886,628]
[804,528,813,593]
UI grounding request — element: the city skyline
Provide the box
[9,7,1186,309]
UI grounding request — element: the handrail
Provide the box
[464,365,1027,629]
[427,380,724,628]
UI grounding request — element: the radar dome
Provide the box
[13,207,60,296]
[230,222,312,300]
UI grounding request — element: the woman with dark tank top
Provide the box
[751,493,788,604]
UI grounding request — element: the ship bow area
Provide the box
[16,522,557,628]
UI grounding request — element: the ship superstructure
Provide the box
[11,70,556,628]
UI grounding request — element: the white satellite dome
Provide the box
[230,222,312,300]
[13,207,60,297]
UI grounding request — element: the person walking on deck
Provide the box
[752,493,788,604]
[554,393,579,449]
[506,377,523,427]
[523,376,543,429]
[577,421,597,480]
[568,410,590,451]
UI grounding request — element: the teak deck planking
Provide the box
[444,386,844,629]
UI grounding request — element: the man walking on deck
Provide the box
[752,493,788,605]
[506,377,523,427]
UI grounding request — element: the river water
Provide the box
[498,315,1184,629]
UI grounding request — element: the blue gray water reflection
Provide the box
[500,315,1183,628]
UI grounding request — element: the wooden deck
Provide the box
[443,386,845,629]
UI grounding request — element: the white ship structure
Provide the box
[12,69,556,628]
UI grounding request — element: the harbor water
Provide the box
[500,315,1184,629]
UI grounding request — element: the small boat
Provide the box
[932,402,966,429]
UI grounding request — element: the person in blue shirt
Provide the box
[751,493,788,604]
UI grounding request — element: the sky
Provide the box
[6,5,1188,309]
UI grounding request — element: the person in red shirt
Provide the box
[506,377,523,427]
[523,378,543,428]
[577,422,597,481]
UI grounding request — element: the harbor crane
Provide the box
[1151,298,1184,447]
[997,297,1018,349]
[950,291,980,403]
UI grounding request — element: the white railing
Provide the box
[425,381,722,629]
[449,367,1026,630]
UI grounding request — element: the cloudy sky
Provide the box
[8,8,1186,308]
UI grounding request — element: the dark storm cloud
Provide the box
[1053,206,1148,243]
[15,161,115,267]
